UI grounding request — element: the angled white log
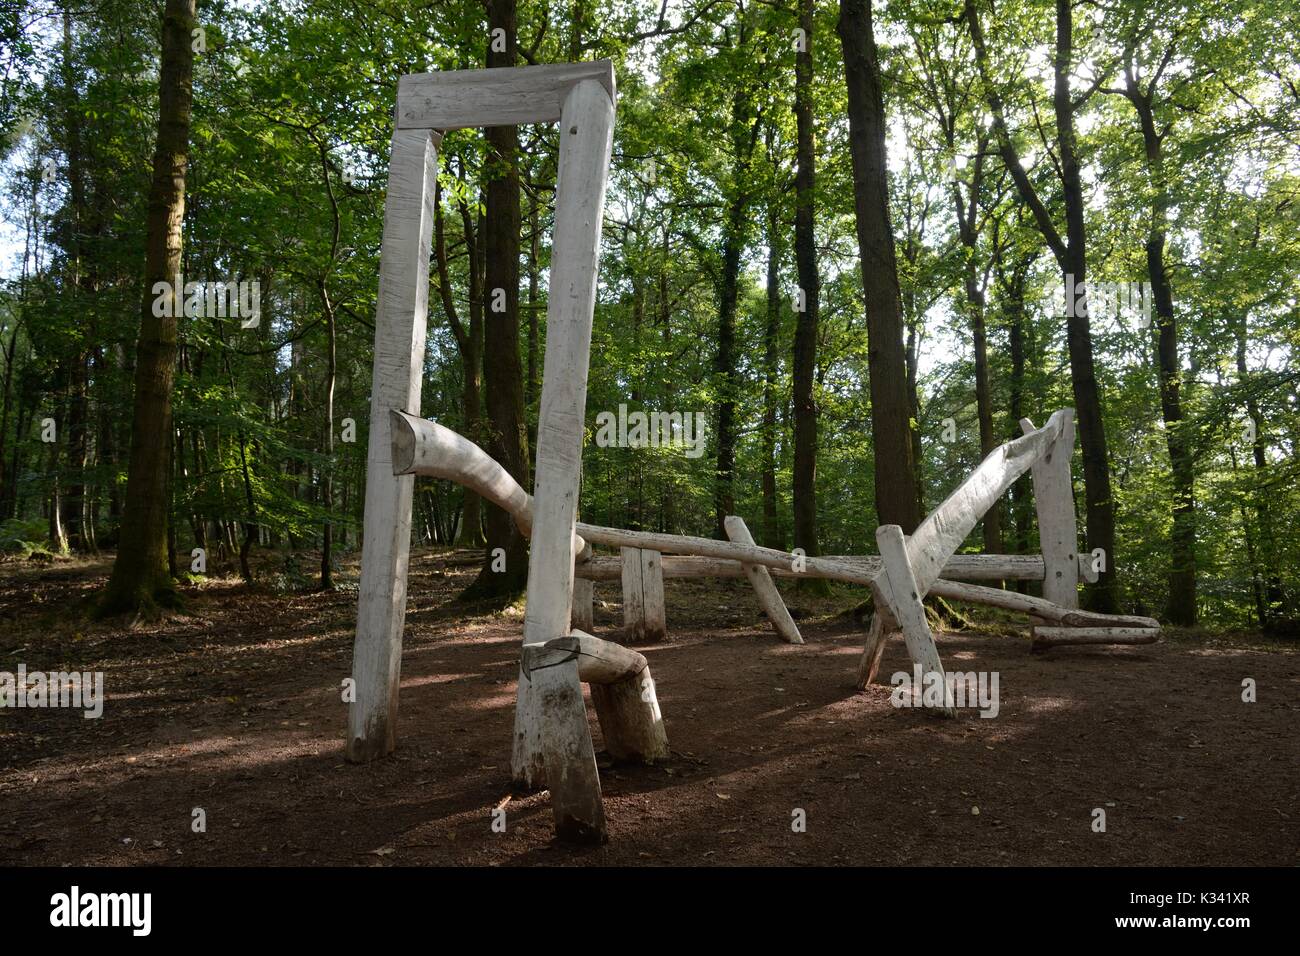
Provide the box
[510,77,616,845]
[397,61,616,131]
[346,128,441,763]
[1021,412,1081,607]
[573,552,1050,582]
[724,515,803,644]
[927,578,1158,629]
[904,410,1067,597]
[875,524,955,717]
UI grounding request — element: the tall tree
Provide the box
[838,0,922,532]
[100,0,195,613]
[792,0,829,588]
[467,0,530,596]
[967,0,1120,611]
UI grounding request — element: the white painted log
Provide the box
[1021,412,1081,607]
[520,632,668,765]
[510,78,616,847]
[389,410,588,553]
[397,61,616,131]
[347,128,441,763]
[572,577,594,631]
[590,666,669,764]
[1030,626,1159,649]
[928,578,1159,629]
[875,525,955,717]
[521,631,647,685]
[620,546,646,642]
[639,548,667,643]
[724,515,803,644]
[572,552,1048,582]
[904,410,1067,598]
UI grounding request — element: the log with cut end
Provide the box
[520,631,668,763]
[1030,626,1159,650]
[928,578,1159,629]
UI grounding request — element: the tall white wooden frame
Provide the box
[347,60,618,829]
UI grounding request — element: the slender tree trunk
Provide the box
[837,0,921,532]
[468,0,530,596]
[761,202,782,550]
[101,0,195,613]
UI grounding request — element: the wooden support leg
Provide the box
[724,515,803,644]
[508,77,616,844]
[591,666,669,763]
[346,128,441,763]
[856,611,897,689]
[621,546,646,642]
[639,549,667,643]
[1021,411,1080,609]
[876,524,955,717]
[572,577,595,631]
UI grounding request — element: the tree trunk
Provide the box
[837,0,921,532]
[761,202,781,550]
[467,0,530,596]
[793,0,830,591]
[101,0,195,613]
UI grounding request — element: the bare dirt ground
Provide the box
[1,548,1296,866]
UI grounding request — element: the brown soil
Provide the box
[1,549,1296,866]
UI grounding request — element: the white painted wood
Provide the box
[521,631,647,685]
[397,61,616,131]
[521,631,668,764]
[1030,625,1159,648]
[572,552,1049,582]
[929,578,1159,628]
[620,546,646,641]
[875,524,955,717]
[390,410,589,552]
[724,515,803,644]
[904,410,1067,598]
[528,656,607,843]
[509,78,616,845]
[572,577,595,631]
[590,665,669,764]
[1021,412,1081,608]
[347,128,441,763]
[639,548,667,643]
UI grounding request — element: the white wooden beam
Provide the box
[346,128,441,763]
[509,78,616,844]
[397,61,616,131]
[876,524,955,717]
[1021,412,1081,608]
[620,546,647,642]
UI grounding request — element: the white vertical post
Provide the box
[347,128,441,763]
[509,78,616,842]
[1022,411,1080,609]
[639,548,667,643]
[620,546,646,641]
[572,576,595,631]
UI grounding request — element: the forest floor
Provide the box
[0,547,1296,867]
